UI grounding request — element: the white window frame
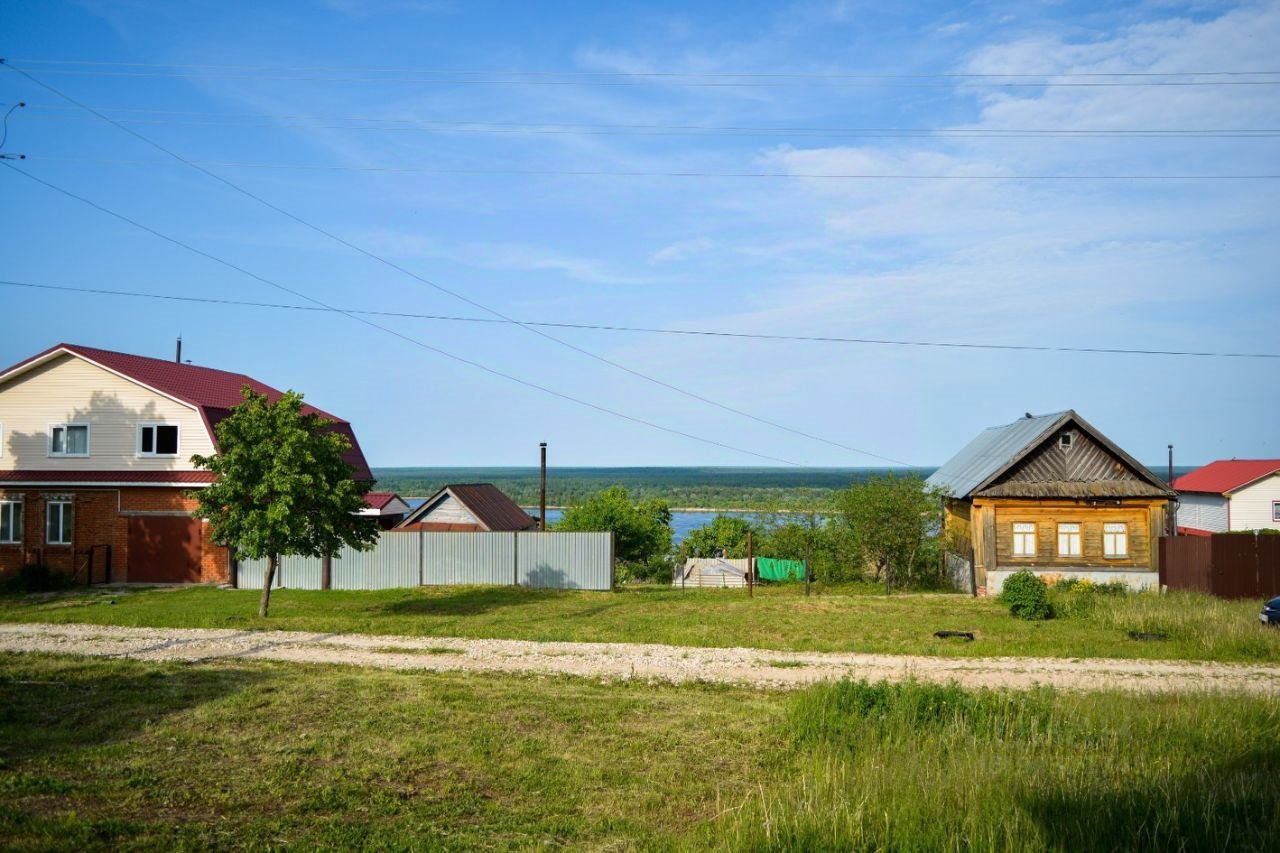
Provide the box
[1273,501,1280,523]
[1012,522,1036,557]
[0,423,4,457]
[0,499,21,544]
[48,423,90,457]
[46,499,73,545]
[1102,522,1128,558]
[1057,522,1082,557]
[137,422,181,457]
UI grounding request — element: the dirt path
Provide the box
[2,622,1278,693]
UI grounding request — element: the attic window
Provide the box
[1058,431,1073,449]
[138,424,179,457]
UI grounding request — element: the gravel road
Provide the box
[2,622,1277,693]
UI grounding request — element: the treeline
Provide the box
[372,466,938,510]
[554,476,952,589]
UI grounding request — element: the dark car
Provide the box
[1261,597,1280,626]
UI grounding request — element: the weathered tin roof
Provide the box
[926,410,1173,500]
[926,412,1071,498]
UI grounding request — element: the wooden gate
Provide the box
[128,516,202,583]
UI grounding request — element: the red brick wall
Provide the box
[0,486,228,584]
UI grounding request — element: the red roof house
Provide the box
[1172,460,1280,534]
[396,483,536,532]
[0,343,373,583]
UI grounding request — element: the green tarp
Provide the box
[755,557,806,582]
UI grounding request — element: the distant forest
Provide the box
[372,465,1196,511]
[371,467,925,510]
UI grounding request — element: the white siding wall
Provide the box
[419,494,479,525]
[1229,474,1280,531]
[1176,493,1228,533]
[0,354,215,472]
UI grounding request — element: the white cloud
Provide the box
[650,237,713,263]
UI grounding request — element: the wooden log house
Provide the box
[927,410,1174,595]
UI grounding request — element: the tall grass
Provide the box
[713,680,1280,851]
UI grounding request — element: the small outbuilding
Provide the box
[927,410,1174,595]
[360,492,411,529]
[395,483,537,532]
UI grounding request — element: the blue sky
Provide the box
[2,0,1277,468]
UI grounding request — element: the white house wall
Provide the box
[0,353,215,472]
[1229,474,1280,531]
[1176,493,1228,533]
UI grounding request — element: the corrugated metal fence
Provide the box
[1159,533,1280,598]
[236,530,614,592]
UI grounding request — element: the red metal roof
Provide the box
[363,491,401,510]
[0,470,217,484]
[1176,526,1214,537]
[1172,460,1280,495]
[398,483,536,532]
[0,343,372,481]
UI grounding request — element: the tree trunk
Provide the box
[259,553,278,618]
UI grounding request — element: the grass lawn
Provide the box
[1,652,1277,850]
[2,584,1278,663]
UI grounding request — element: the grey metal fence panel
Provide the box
[423,532,515,586]
[331,533,419,590]
[235,557,266,590]
[280,554,323,590]
[517,532,613,591]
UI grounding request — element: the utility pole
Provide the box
[1168,444,1177,536]
[746,531,754,597]
[539,442,547,532]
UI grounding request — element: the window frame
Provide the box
[1057,522,1082,557]
[1273,501,1280,523]
[136,422,181,458]
[48,423,91,458]
[0,499,21,544]
[46,499,73,546]
[1012,522,1037,558]
[1102,522,1129,559]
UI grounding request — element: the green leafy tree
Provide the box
[683,515,760,558]
[191,388,377,617]
[553,486,673,577]
[834,474,944,593]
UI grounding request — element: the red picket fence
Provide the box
[1159,534,1280,599]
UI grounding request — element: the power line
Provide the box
[4,278,1278,360]
[25,155,1280,181]
[6,57,1280,87]
[0,59,913,465]
[1,161,812,466]
[25,107,1280,139]
[12,57,1280,78]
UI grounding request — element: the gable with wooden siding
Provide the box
[978,424,1171,499]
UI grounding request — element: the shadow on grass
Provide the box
[1020,743,1280,850]
[0,654,266,765]
[382,585,581,617]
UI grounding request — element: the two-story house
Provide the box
[0,343,372,584]
[927,410,1174,595]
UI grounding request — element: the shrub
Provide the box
[1001,570,1052,620]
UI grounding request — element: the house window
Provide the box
[1012,522,1036,557]
[1058,431,1073,448]
[0,500,21,544]
[1103,522,1128,558]
[46,500,73,545]
[49,424,90,457]
[1273,501,1280,523]
[1057,522,1082,557]
[137,423,180,457]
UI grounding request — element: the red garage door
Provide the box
[128,516,202,583]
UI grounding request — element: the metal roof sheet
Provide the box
[1172,460,1280,495]
[925,411,1070,498]
[398,483,536,532]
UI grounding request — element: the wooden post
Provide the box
[539,442,547,532]
[747,531,754,597]
[321,552,332,591]
[806,511,814,597]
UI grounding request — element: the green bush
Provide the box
[1000,570,1052,620]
